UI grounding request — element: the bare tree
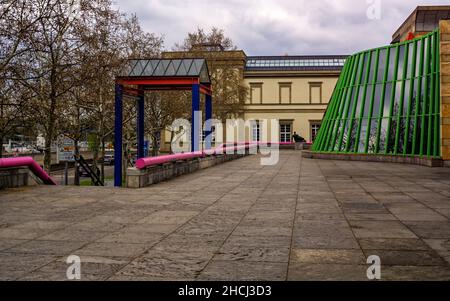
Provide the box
[173,28,248,121]
[0,1,47,157]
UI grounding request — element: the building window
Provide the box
[310,122,321,142]
[279,82,292,104]
[250,83,263,104]
[309,82,322,103]
[280,123,292,143]
[252,121,260,142]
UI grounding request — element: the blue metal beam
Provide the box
[137,93,145,159]
[114,84,123,187]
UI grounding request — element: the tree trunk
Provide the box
[122,141,128,185]
[151,133,159,156]
[169,130,174,154]
[101,139,105,183]
[0,134,3,158]
[74,139,80,186]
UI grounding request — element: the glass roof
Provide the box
[246,56,347,70]
[120,59,211,84]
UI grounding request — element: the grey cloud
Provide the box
[113,0,446,55]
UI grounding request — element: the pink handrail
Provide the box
[0,157,57,185]
[135,141,289,170]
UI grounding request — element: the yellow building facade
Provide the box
[243,56,346,142]
[160,50,346,150]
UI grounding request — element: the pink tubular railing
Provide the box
[135,141,295,170]
[0,157,57,185]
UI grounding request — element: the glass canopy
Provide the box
[246,56,347,71]
[313,29,440,158]
[119,58,211,84]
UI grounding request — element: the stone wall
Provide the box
[440,20,450,160]
[302,151,443,167]
[0,168,29,189]
[126,153,248,188]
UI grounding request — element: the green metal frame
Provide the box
[313,29,441,158]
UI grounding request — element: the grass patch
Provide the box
[80,176,114,186]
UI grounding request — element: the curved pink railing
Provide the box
[135,141,295,170]
[0,157,57,185]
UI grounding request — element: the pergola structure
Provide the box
[114,58,213,187]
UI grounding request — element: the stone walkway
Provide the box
[1,150,450,280]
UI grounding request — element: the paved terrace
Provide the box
[1,150,450,281]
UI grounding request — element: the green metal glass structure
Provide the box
[313,30,441,157]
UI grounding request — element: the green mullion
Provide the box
[354,51,373,153]
[345,53,367,152]
[412,37,425,155]
[317,62,349,151]
[314,87,336,150]
[364,49,380,153]
[419,37,431,156]
[318,61,349,151]
[318,62,348,151]
[402,41,418,156]
[375,48,392,153]
[337,54,361,151]
[427,33,437,156]
[329,57,356,151]
[384,45,400,155]
[434,31,440,157]
[394,44,410,154]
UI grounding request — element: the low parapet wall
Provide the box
[302,151,443,167]
[126,153,247,188]
[0,167,30,189]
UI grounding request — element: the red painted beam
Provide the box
[122,87,143,97]
[116,77,200,86]
[200,84,213,96]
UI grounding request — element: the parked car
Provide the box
[102,154,114,165]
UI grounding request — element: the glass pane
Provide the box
[367,119,378,153]
[154,60,169,76]
[392,81,402,117]
[397,117,407,153]
[406,43,414,78]
[378,118,389,153]
[354,86,365,117]
[361,53,370,83]
[340,120,350,151]
[176,59,193,76]
[416,40,422,76]
[368,51,377,83]
[377,49,387,83]
[387,47,397,82]
[358,119,368,152]
[363,85,373,117]
[371,84,383,118]
[402,80,411,117]
[142,60,160,76]
[397,45,406,80]
[383,82,393,117]
[347,119,359,152]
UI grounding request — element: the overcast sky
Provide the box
[113,0,446,56]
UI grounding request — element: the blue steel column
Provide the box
[191,84,200,152]
[114,83,123,187]
[205,93,213,150]
[137,92,145,159]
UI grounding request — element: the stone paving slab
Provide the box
[1,150,450,280]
